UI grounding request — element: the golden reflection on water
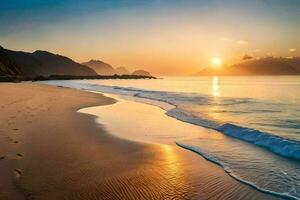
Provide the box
[211,76,219,97]
[208,76,222,120]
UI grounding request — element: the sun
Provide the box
[211,57,222,67]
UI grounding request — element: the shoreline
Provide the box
[79,92,297,200]
[0,83,280,199]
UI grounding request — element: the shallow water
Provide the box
[42,76,300,199]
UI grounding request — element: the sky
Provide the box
[1,0,300,75]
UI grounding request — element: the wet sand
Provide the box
[0,83,280,199]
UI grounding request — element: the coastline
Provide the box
[78,92,298,200]
[0,83,280,199]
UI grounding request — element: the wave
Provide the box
[166,107,220,129]
[176,142,299,200]
[164,106,300,161]
[217,123,300,160]
[133,88,300,161]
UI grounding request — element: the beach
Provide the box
[0,83,280,200]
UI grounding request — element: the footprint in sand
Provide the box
[14,169,22,178]
[0,156,5,160]
[16,153,23,158]
[14,141,19,144]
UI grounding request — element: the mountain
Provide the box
[82,60,153,76]
[81,60,115,75]
[0,46,22,76]
[0,46,154,82]
[195,57,300,76]
[0,46,97,79]
[115,66,130,75]
[0,46,24,81]
[30,51,97,77]
[132,70,151,76]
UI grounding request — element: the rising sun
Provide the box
[211,57,222,67]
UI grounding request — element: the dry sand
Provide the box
[0,83,280,200]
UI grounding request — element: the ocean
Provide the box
[42,76,300,199]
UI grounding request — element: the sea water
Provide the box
[42,76,300,199]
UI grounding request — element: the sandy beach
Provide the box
[0,83,280,200]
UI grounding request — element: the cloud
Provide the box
[219,38,249,46]
[243,54,253,60]
[289,48,296,52]
[219,37,232,42]
[237,40,248,45]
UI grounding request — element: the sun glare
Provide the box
[211,57,222,67]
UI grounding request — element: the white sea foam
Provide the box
[176,142,300,200]
[218,123,300,160]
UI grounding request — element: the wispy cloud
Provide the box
[219,38,249,46]
[243,54,253,60]
[219,37,232,42]
[289,48,296,52]
[237,40,248,45]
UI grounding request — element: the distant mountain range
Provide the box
[0,46,152,81]
[196,57,300,76]
[115,67,130,75]
[82,59,152,76]
[81,60,114,75]
[0,46,97,81]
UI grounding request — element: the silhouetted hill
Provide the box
[0,46,24,81]
[195,57,300,76]
[82,60,115,75]
[0,46,97,81]
[2,49,97,78]
[115,66,130,75]
[82,60,153,76]
[0,46,155,82]
[0,47,22,76]
[132,70,151,76]
[31,50,97,77]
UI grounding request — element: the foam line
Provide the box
[176,142,299,200]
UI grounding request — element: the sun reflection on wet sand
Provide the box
[163,145,179,177]
[161,144,189,195]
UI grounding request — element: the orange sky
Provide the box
[1,1,299,75]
